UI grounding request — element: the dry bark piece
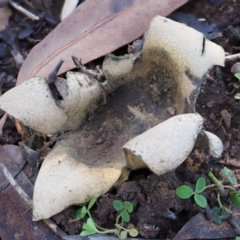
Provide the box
[17,0,188,84]
[221,109,231,129]
[0,4,11,31]
[173,211,240,240]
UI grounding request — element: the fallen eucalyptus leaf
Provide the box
[173,211,240,240]
[17,0,188,84]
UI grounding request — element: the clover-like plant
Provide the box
[234,73,240,100]
[176,177,207,208]
[76,197,138,240]
[176,167,240,224]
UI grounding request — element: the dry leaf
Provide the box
[173,212,239,240]
[17,0,188,84]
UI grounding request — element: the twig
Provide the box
[38,132,67,156]
[225,53,240,64]
[72,56,104,80]
[47,59,64,84]
[0,163,69,239]
[228,216,240,235]
[0,160,26,191]
[44,218,69,239]
[0,163,32,205]
[9,0,40,21]
[0,112,8,136]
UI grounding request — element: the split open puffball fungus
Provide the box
[0,15,226,220]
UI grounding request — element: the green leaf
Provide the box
[124,201,133,213]
[235,93,240,100]
[212,207,230,220]
[236,237,240,240]
[76,206,87,219]
[230,191,240,207]
[119,230,128,240]
[229,176,237,185]
[220,209,231,219]
[212,207,220,216]
[194,194,207,208]
[82,218,98,232]
[176,185,194,199]
[235,73,240,81]
[221,167,237,184]
[121,210,130,222]
[82,222,95,232]
[213,216,222,224]
[88,197,98,210]
[113,200,124,211]
[128,228,138,237]
[195,177,206,193]
[222,167,232,175]
[80,230,96,236]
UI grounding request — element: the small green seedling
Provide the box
[234,73,240,100]
[76,197,138,240]
[176,167,240,224]
[222,167,237,185]
[176,177,207,208]
[211,206,231,224]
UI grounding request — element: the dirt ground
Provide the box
[1,0,240,239]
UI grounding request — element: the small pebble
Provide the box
[237,132,240,141]
[167,107,176,116]
[231,62,240,74]
[224,141,230,151]
[221,109,231,129]
[95,137,104,144]
[209,113,216,121]
[0,43,9,59]
[208,0,221,7]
